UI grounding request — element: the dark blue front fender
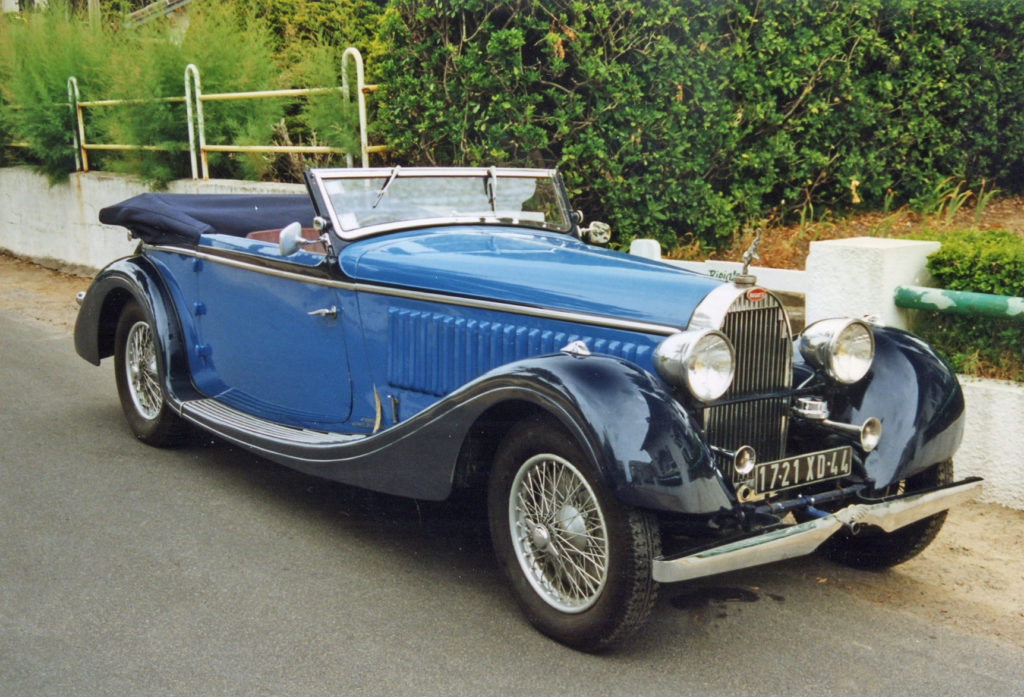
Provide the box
[825,326,965,487]
[440,354,733,514]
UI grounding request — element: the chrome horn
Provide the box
[820,417,882,452]
[793,397,882,452]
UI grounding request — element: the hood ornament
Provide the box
[734,227,761,286]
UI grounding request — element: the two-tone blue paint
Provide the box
[75,222,965,517]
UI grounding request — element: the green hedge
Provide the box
[926,229,1024,296]
[377,0,1024,249]
[909,229,1024,380]
[5,0,1024,241]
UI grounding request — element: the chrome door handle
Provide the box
[308,306,338,319]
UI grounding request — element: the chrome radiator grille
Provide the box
[702,292,792,470]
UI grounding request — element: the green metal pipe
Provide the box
[894,285,1024,322]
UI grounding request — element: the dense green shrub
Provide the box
[377,0,1024,249]
[249,0,384,58]
[924,229,1024,296]
[0,3,117,180]
[5,0,1024,225]
[93,2,287,185]
[0,1,362,185]
[908,229,1024,380]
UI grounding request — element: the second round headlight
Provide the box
[653,330,735,402]
[799,318,875,384]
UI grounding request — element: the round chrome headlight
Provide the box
[799,318,875,384]
[653,330,735,402]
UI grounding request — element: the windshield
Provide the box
[312,167,572,240]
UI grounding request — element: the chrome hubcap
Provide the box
[125,320,161,420]
[508,454,609,613]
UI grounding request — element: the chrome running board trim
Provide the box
[652,478,982,583]
[181,398,365,446]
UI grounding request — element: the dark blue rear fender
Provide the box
[74,255,200,404]
[824,326,965,487]
[450,354,733,515]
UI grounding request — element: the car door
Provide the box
[190,235,353,430]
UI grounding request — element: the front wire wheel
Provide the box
[489,418,660,651]
[508,453,610,613]
[113,301,187,446]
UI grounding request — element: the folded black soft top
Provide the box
[98,193,316,246]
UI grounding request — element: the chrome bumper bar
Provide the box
[651,478,982,584]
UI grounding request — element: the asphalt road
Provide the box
[2,308,1023,697]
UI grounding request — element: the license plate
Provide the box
[753,446,852,496]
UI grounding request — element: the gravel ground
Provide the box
[3,250,1022,649]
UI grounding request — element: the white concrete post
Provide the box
[628,238,662,260]
[804,237,940,329]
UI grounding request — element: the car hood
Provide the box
[338,227,722,329]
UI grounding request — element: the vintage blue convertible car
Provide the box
[75,167,981,650]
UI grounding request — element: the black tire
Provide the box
[822,459,953,570]
[487,417,660,651]
[113,301,187,446]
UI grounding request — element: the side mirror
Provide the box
[278,222,304,257]
[582,221,612,246]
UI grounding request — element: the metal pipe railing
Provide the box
[62,47,381,180]
[894,285,1024,322]
[184,46,381,179]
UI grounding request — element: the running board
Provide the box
[652,478,983,584]
[181,398,366,447]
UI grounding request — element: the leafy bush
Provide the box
[6,0,1024,224]
[908,229,1024,381]
[249,0,383,58]
[0,2,117,180]
[94,1,287,185]
[376,0,1024,250]
[925,228,1024,296]
[0,1,353,186]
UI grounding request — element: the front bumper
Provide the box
[651,477,982,583]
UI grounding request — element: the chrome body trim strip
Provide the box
[147,244,683,337]
[651,478,982,583]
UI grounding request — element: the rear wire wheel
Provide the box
[113,301,187,446]
[488,418,660,651]
[822,459,953,570]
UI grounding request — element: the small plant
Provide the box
[911,176,973,224]
[973,178,1001,226]
[797,199,815,238]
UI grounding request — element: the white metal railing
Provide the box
[63,46,382,179]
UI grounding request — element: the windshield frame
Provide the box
[308,167,573,242]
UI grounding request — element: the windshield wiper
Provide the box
[486,166,497,212]
[372,165,401,209]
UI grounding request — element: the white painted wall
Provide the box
[0,167,1020,509]
[958,379,1024,509]
[0,167,301,273]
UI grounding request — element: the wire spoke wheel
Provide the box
[125,321,162,420]
[488,418,659,650]
[113,301,187,446]
[509,454,610,613]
